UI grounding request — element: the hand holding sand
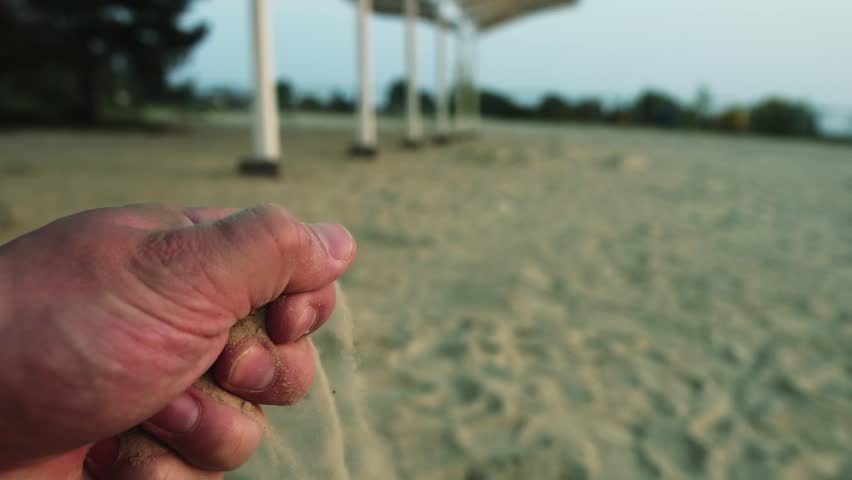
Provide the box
[0,204,356,479]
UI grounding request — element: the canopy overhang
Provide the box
[456,0,578,30]
[348,0,578,30]
[369,0,440,21]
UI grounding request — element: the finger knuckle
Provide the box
[282,222,313,257]
[136,230,201,276]
[241,204,300,252]
[255,203,294,225]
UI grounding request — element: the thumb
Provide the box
[136,204,355,317]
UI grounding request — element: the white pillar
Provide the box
[471,27,481,131]
[453,24,466,133]
[355,0,378,153]
[434,12,450,140]
[250,0,280,162]
[404,0,422,145]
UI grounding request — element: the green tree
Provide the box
[573,98,604,122]
[0,0,207,125]
[327,91,355,113]
[384,79,406,113]
[750,98,819,138]
[534,95,605,123]
[276,80,293,110]
[479,89,529,119]
[536,94,573,121]
[633,90,683,128]
[297,96,324,112]
[204,86,250,110]
[383,78,435,115]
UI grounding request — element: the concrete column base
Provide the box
[432,134,451,145]
[349,144,379,158]
[402,138,423,149]
[238,157,280,177]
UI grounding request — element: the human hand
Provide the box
[0,204,356,479]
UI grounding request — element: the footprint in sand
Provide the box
[632,421,709,478]
[433,335,470,361]
[461,441,595,480]
[450,374,491,407]
[600,153,650,173]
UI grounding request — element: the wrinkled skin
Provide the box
[0,204,356,479]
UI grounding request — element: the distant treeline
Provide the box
[174,79,827,141]
[0,2,844,141]
[160,81,357,115]
[478,88,822,139]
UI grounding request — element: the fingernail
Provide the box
[86,436,119,469]
[309,223,353,260]
[148,391,200,434]
[286,307,317,343]
[229,344,276,392]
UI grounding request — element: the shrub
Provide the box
[750,98,818,138]
[383,78,436,115]
[716,107,751,133]
[535,94,573,121]
[633,90,683,128]
[276,81,293,110]
[573,98,605,122]
[479,89,529,119]
[297,96,324,111]
[326,91,355,113]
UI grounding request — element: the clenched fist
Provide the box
[0,204,356,479]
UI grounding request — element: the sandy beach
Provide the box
[1,115,851,479]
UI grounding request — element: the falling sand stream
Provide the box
[117,286,393,479]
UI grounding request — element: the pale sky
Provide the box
[176,0,852,125]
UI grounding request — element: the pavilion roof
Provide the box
[455,0,578,30]
[349,0,579,30]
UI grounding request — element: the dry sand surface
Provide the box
[1,115,852,479]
